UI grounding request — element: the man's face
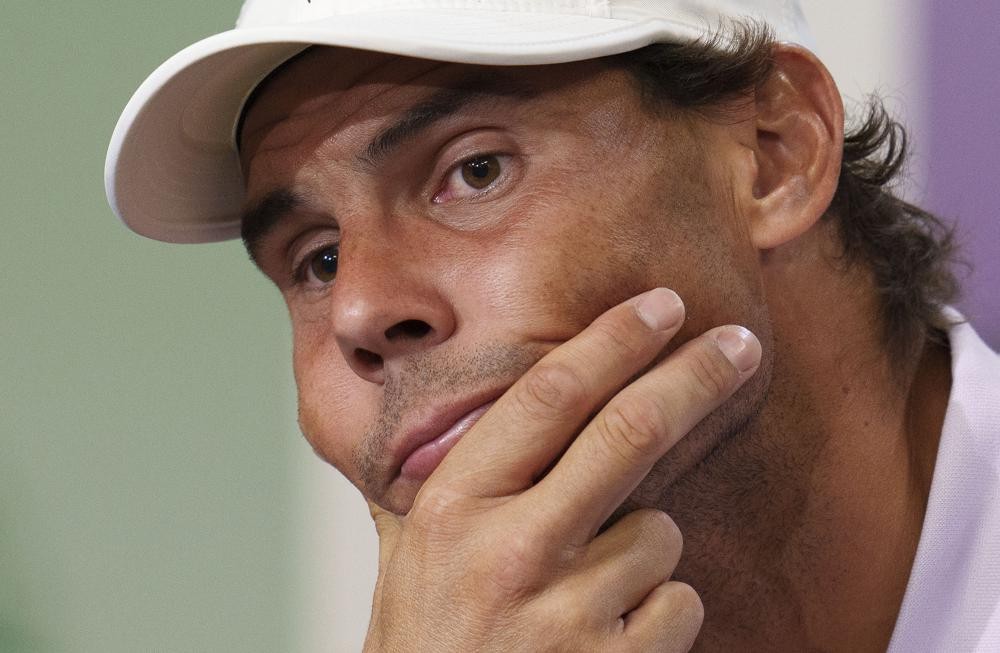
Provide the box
[240,47,770,515]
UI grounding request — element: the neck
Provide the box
[666,239,952,652]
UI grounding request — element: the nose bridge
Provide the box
[329,220,456,381]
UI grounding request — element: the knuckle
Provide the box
[666,582,705,632]
[517,361,588,421]
[598,394,667,462]
[636,509,683,557]
[591,318,645,359]
[625,583,704,653]
[532,595,595,648]
[477,528,547,602]
[685,346,736,401]
[409,483,466,530]
[542,585,604,638]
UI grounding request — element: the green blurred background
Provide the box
[1,3,299,651]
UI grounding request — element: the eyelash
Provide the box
[433,152,513,204]
[292,239,339,289]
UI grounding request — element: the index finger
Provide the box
[430,288,686,498]
[531,324,761,540]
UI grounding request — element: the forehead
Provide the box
[238,46,616,164]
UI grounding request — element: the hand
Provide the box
[363,288,761,652]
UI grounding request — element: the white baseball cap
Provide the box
[105,0,813,243]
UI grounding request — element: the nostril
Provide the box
[384,319,432,341]
[354,348,383,369]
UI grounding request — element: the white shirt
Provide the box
[888,315,1000,652]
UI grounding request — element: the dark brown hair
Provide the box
[607,22,960,360]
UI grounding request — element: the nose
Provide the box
[329,238,456,384]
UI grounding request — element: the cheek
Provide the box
[431,116,688,337]
[464,196,660,341]
[290,316,369,476]
[604,140,764,336]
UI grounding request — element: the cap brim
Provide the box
[105,10,716,243]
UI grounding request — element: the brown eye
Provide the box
[460,155,502,190]
[308,246,339,284]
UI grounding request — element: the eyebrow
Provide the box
[359,72,538,169]
[240,72,540,262]
[241,188,304,266]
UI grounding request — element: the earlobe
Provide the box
[745,45,844,251]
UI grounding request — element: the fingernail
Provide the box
[633,288,684,331]
[715,326,761,374]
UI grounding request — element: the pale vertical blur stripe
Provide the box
[801,0,928,204]
[293,2,925,651]
[294,451,379,652]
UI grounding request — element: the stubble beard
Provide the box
[641,342,832,650]
[353,342,542,512]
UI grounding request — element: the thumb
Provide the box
[367,498,401,570]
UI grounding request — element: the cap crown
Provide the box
[237,0,811,45]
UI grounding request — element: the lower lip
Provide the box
[400,401,496,481]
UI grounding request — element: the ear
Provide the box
[743,44,844,250]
